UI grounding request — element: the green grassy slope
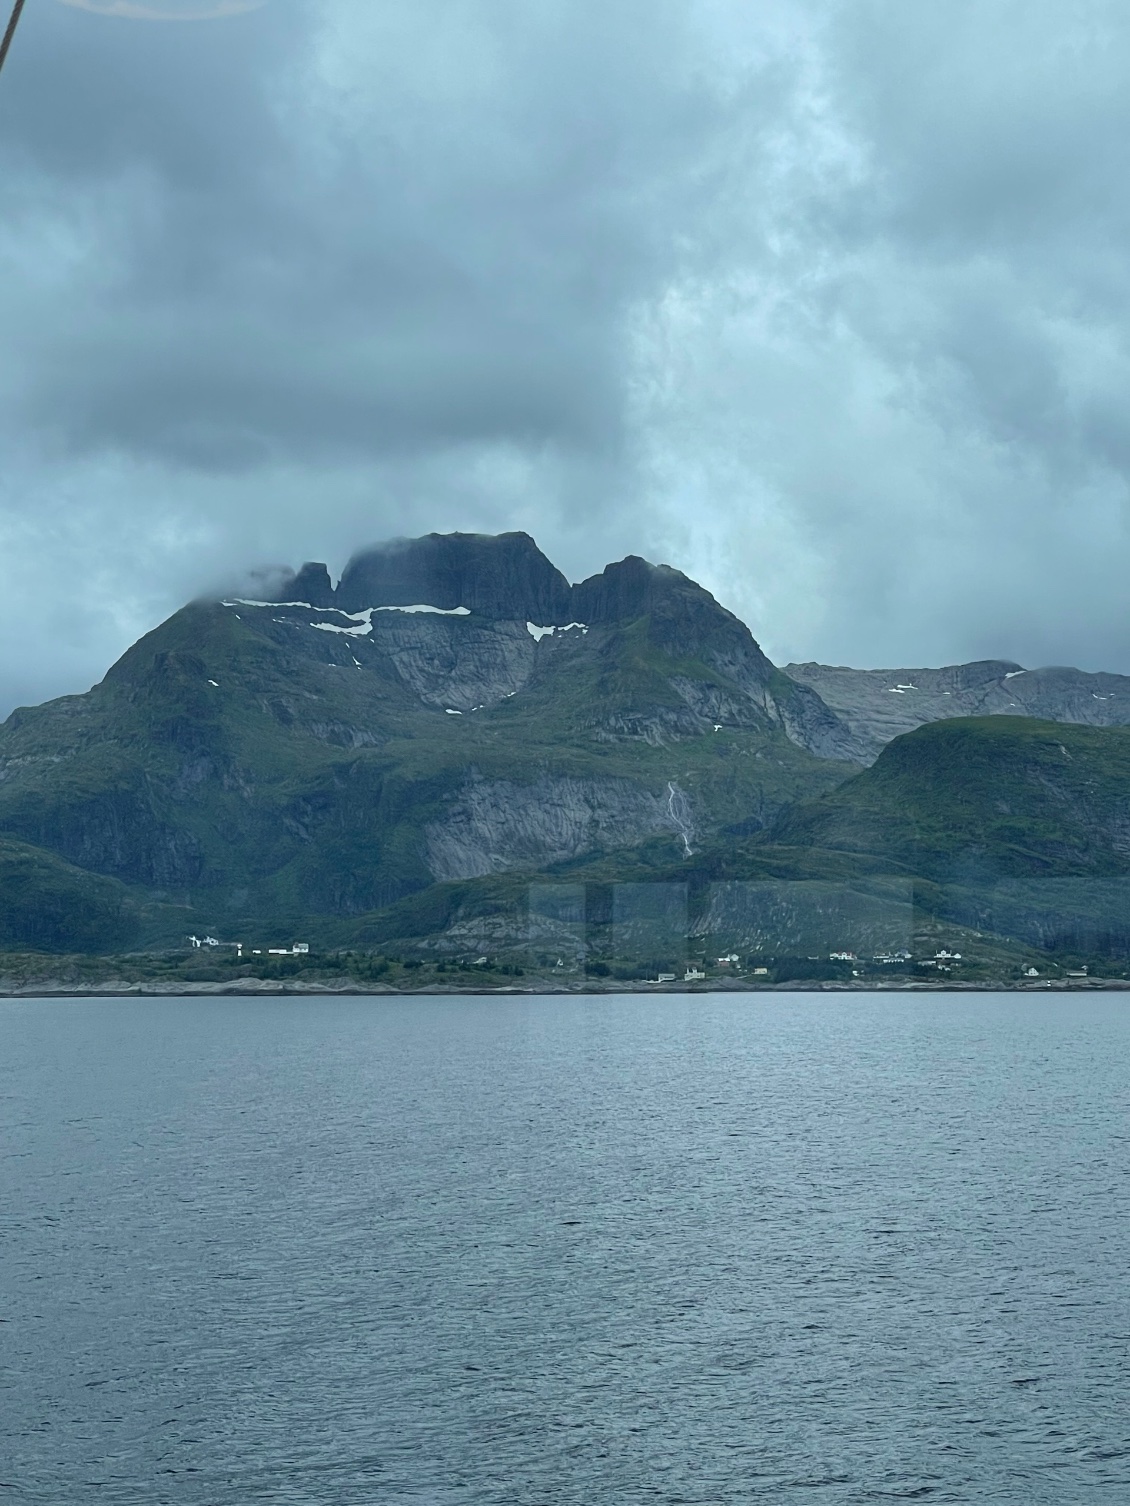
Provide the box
[770,716,1130,881]
[0,837,140,953]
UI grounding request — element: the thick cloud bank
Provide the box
[1,0,1129,712]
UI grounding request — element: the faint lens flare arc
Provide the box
[0,0,28,78]
[56,0,267,17]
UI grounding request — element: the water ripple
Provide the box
[1,993,1128,1504]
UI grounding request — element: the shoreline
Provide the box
[2,978,1128,998]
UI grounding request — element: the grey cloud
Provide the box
[4,0,1130,712]
[3,0,722,471]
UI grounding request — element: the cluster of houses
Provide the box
[643,947,974,985]
[188,936,310,959]
[829,948,960,968]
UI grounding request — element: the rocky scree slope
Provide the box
[787,659,1130,762]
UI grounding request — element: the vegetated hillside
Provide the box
[342,716,1130,964]
[786,659,1130,762]
[753,716,1130,957]
[772,716,1130,881]
[0,535,860,949]
[0,837,140,954]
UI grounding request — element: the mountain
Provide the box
[0,533,861,950]
[331,532,574,621]
[4,530,1130,968]
[786,659,1130,762]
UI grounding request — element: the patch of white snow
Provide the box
[1004,670,1027,679]
[223,599,468,626]
[208,680,220,687]
[225,599,315,610]
[445,709,463,716]
[310,608,377,638]
[528,621,589,640]
[374,604,470,616]
[312,620,372,638]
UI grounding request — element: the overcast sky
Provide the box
[2,0,1130,712]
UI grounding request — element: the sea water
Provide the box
[1,992,1128,1504]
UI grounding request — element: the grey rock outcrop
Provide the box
[786,660,1130,762]
[424,772,680,882]
[369,614,537,710]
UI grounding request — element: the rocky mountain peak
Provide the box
[257,531,865,760]
[274,533,759,642]
[333,531,574,621]
[572,556,752,654]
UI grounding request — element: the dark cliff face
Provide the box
[287,562,336,608]
[332,531,575,621]
[571,555,663,623]
[290,539,782,669]
[280,538,771,650]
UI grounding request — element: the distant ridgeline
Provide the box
[3,530,1130,976]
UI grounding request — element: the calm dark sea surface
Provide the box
[2,993,1129,1504]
